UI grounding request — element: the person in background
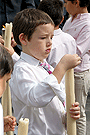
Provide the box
[0,45,16,135]
[0,0,35,55]
[63,0,90,134]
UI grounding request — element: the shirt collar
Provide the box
[20,52,46,66]
[71,13,90,21]
[54,28,62,36]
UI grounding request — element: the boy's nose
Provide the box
[47,39,52,46]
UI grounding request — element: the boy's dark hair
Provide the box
[13,8,54,45]
[38,0,64,27]
[68,0,90,7]
[0,45,13,78]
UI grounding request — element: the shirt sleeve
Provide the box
[10,66,65,108]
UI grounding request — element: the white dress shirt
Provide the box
[0,103,4,135]
[63,13,90,72]
[10,52,66,135]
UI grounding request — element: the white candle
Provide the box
[65,69,76,135]
[2,22,13,135]
[18,118,29,135]
[4,22,12,48]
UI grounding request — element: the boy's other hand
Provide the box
[69,102,80,120]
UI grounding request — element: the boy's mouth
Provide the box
[46,48,51,53]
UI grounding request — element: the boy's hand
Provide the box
[69,102,80,120]
[53,54,81,84]
[4,116,16,132]
[60,54,81,71]
[62,102,80,129]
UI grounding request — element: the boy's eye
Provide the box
[40,37,46,39]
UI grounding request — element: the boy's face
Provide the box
[0,73,11,97]
[24,23,54,62]
[64,0,77,16]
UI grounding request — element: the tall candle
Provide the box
[18,118,29,135]
[65,69,76,135]
[2,22,13,135]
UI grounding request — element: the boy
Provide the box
[0,45,16,134]
[10,8,81,135]
[63,0,90,134]
[38,0,76,86]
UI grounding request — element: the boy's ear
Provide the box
[19,33,27,45]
